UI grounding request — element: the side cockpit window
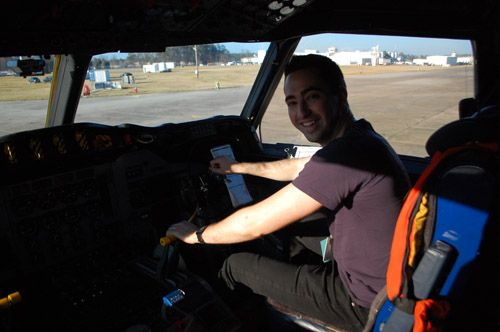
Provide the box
[260,34,474,158]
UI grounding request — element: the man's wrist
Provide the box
[196,225,208,244]
[231,162,243,174]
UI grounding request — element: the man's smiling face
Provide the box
[284,68,344,146]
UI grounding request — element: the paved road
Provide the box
[0,66,473,157]
[0,88,252,136]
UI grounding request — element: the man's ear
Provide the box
[339,87,348,103]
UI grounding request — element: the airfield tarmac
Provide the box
[0,66,474,157]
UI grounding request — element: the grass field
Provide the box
[0,64,456,102]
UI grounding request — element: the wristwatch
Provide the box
[196,225,208,244]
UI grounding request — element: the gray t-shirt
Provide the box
[293,119,410,307]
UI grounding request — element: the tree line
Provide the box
[90,44,255,69]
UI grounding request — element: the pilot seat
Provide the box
[268,102,500,332]
[364,103,500,332]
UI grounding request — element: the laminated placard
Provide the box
[210,144,253,207]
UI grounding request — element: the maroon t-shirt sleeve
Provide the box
[293,150,370,211]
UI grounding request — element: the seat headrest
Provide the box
[425,105,500,157]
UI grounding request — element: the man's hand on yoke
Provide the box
[166,221,199,244]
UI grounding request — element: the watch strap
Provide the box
[196,225,208,244]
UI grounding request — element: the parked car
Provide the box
[43,76,52,83]
[28,77,40,83]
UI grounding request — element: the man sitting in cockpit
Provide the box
[167,54,410,331]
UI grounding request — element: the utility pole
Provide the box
[194,45,199,78]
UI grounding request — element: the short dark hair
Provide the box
[284,54,346,93]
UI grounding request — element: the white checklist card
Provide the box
[211,144,253,207]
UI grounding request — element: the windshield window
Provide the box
[0,43,268,133]
[260,34,474,157]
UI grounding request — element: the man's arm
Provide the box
[209,155,311,182]
[166,182,322,244]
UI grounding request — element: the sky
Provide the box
[223,34,473,56]
[101,33,472,59]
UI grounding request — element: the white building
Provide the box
[457,56,473,65]
[412,53,459,67]
[294,47,470,67]
[294,49,329,57]
[158,62,176,71]
[143,64,158,73]
[329,45,390,66]
[94,70,110,82]
[143,62,176,73]
[426,55,457,67]
[241,50,267,65]
[296,46,389,66]
[329,50,375,66]
[413,58,429,66]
